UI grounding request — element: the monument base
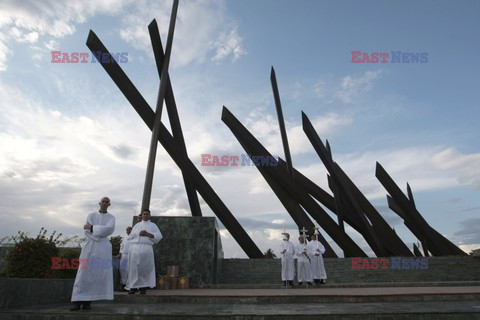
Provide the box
[132,216,223,287]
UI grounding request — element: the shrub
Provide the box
[3,228,59,278]
[110,235,122,257]
[264,248,277,259]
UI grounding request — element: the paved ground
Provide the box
[3,301,480,319]
[2,286,480,319]
[115,286,480,296]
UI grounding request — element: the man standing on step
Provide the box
[295,235,313,286]
[308,232,327,284]
[71,196,116,311]
[117,226,132,291]
[126,209,162,294]
[279,232,294,286]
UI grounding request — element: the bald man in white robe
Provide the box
[71,197,115,311]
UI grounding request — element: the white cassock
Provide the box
[126,220,162,289]
[119,237,131,285]
[279,240,295,281]
[295,243,313,283]
[71,212,115,301]
[307,239,327,280]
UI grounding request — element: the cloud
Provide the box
[0,33,11,71]
[0,0,240,71]
[243,107,353,157]
[289,144,480,209]
[118,0,244,67]
[212,25,245,63]
[110,144,138,160]
[454,218,480,245]
[430,147,480,190]
[334,70,382,104]
[0,0,135,69]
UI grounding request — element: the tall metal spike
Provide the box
[270,67,294,178]
[86,26,263,259]
[147,18,202,217]
[142,0,179,212]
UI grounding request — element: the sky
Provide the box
[0,0,479,258]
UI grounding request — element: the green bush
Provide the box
[264,248,277,259]
[2,228,81,278]
[110,235,122,257]
[1,228,122,278]
[3,229,59,278]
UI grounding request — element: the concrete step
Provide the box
[110,287,480,304]
[205,280,480,289]
[2,300,480,320]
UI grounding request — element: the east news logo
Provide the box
[351,257,429,270]
[351,51,428,63]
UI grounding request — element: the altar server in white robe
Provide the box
[295,235,313,285]
[279,233,295,286]
[118,226,132,290]
[126,209,162,294]
[71,197,116,311]
[307,233,327,284]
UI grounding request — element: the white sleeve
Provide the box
[150,224,163,244]
[92,215,115,238]
[319,242,326,254]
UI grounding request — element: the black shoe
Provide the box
[307,282,313,286]
[139,288,146,294]
[320,279,326,284]
[288,281,294,286]
[128,289,137,295]
[82,302,91,310]
[282,281,287,286]
[70,302,81,311]
[298,282,303,286]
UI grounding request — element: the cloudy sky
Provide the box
[0,0,479,258]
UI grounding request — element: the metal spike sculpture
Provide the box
[85,1,465,258]
[85,2,263,258]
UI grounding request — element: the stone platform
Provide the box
[2,284,480,319]
[219,256,480,285]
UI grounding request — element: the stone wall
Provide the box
[219,256,480,284]
[132,216,224,287]
[0,278,74,308]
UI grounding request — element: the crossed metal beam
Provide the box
[86,20,263,258]
[376,162,466,256]
[85,8,465,258]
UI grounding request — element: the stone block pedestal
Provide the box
[132,216,223,287]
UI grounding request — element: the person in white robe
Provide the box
[295,235,313,285]
[71,197,116,311]
[117,226,132,291]
[126,209,162,294]
[307,233,327,284]
[279,233,295,286]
